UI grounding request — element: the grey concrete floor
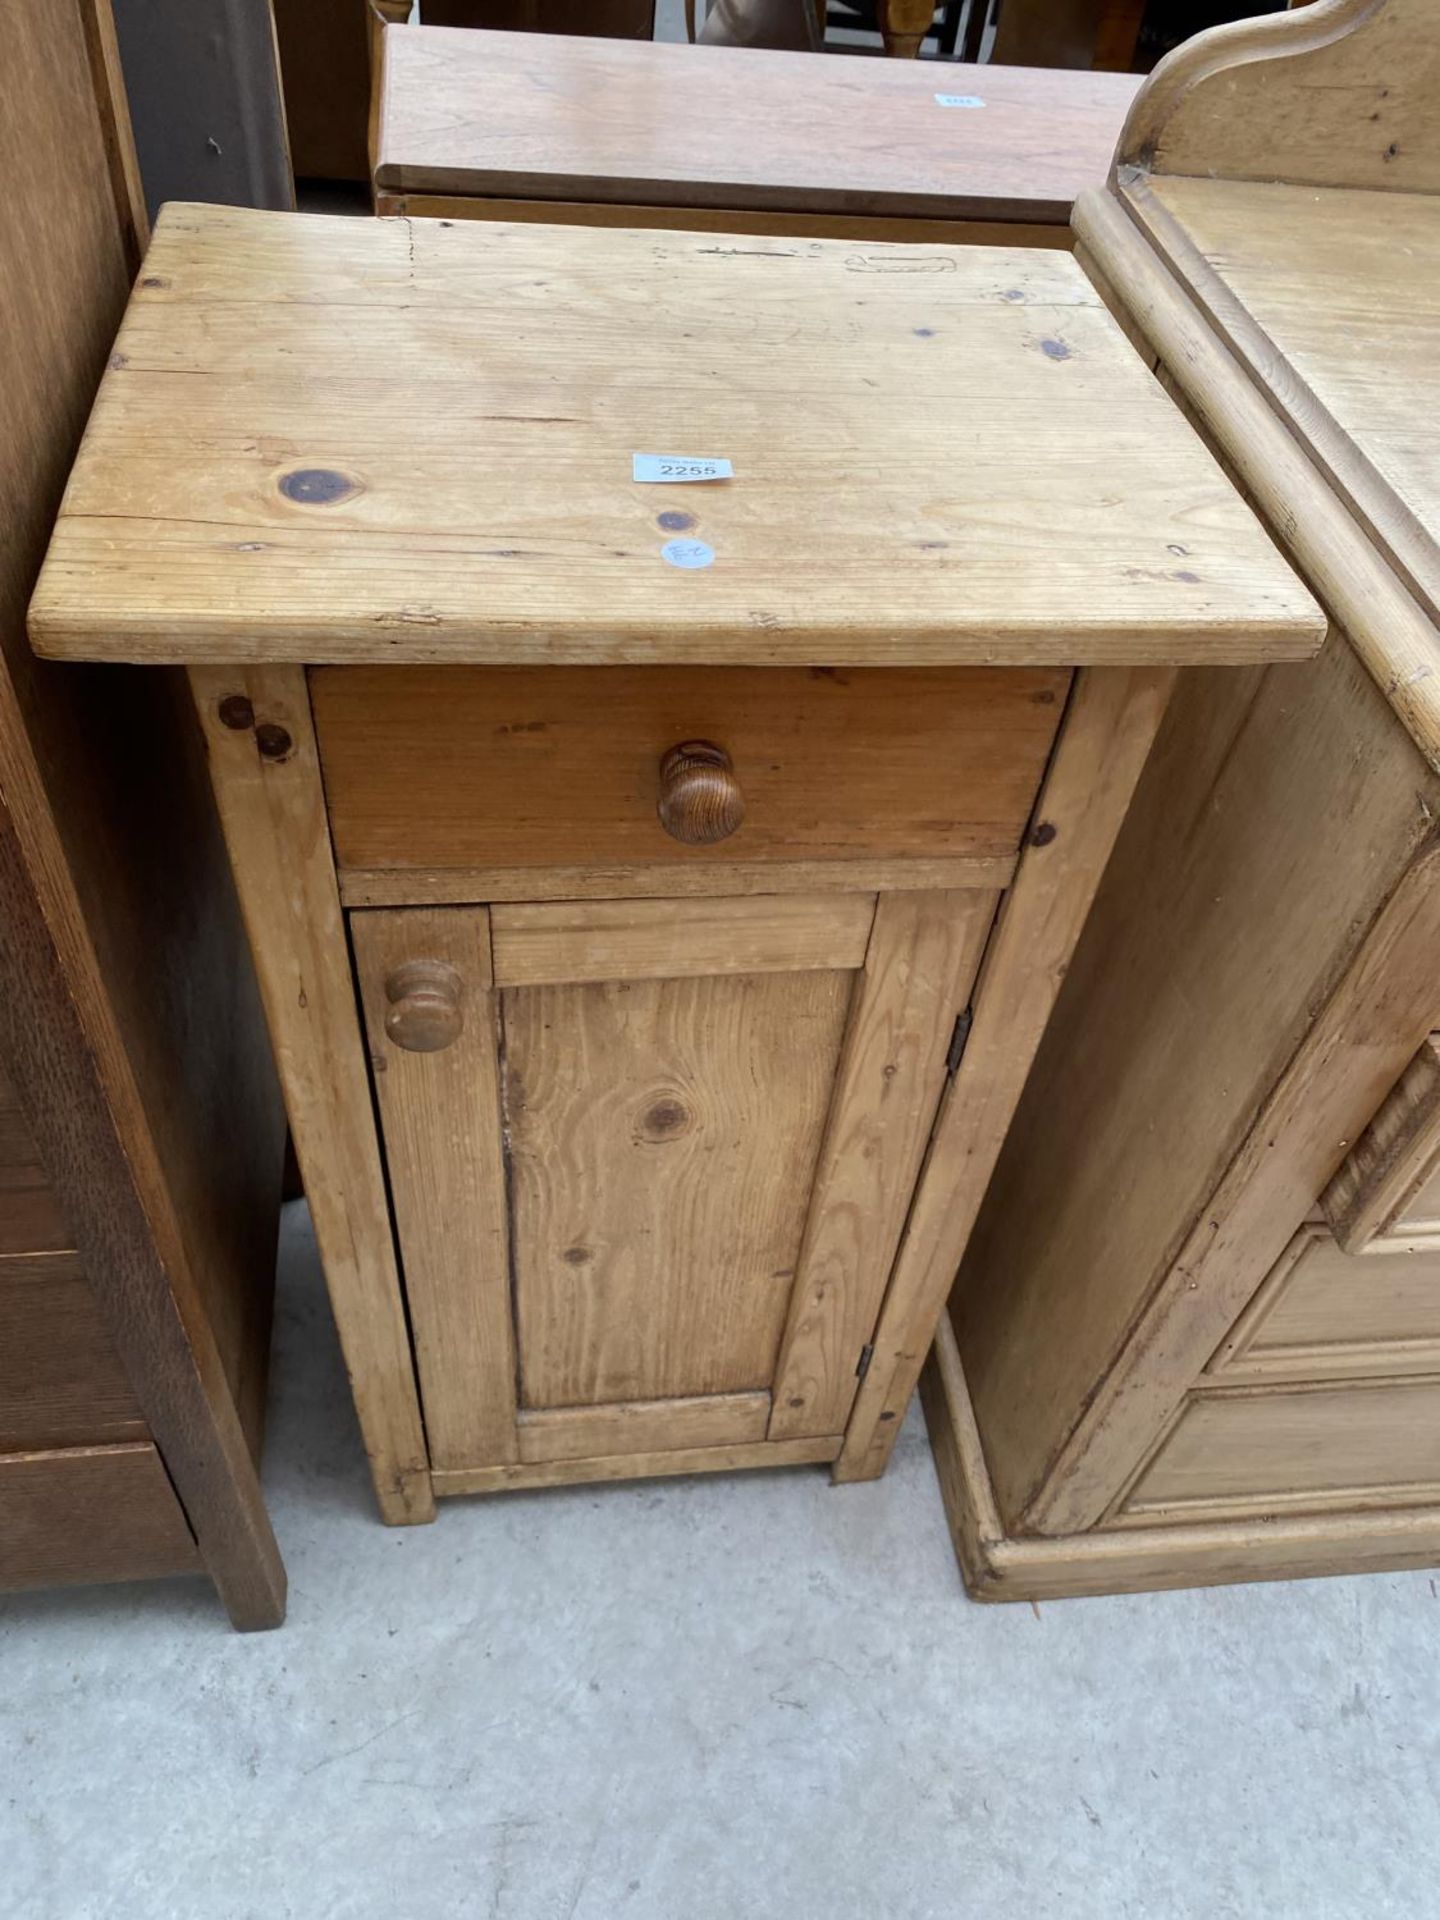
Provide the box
[4,1202,1439,1918]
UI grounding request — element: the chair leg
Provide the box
[960,0,991,63]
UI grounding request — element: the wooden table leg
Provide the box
[878,0,935,56]
[190,664,435,1526]
[834,664,1176,1483]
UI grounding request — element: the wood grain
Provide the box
[835,663,1175,1483]
[0,0,284,1626]
[29,204,1322,668]
[516,1391,771,1463]
[351,906,516,1474]
[1075,184,1440,773]
[491,895,875,987]
[375,27,1140,222]
[1117,0,1440,194]
[768,888,998,1440]
[1122,1378,1440,1518]
[312,665,1070,874]
[381,192,1075,249]
[338,855,1017,909]
[505,965,853,1408]
[0,1061,74,1256]
[0,1251,146,1451]
[1214,1223,1440,1382]
[190,665,433,1524]
[954,635,1440,1531]
[1132,175,1440,634]
[921,1311,1440,1601]
[1035,837,1440,1533]
[433,1433,840,1497]
[0,1444,200,1592]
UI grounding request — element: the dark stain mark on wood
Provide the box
[640,1099,690,1141]
[279,467,361,506]
[658,511,695,533]
[1030,821,1058,847]
[1041,338,1072,361]
[217,695,254,731]
[255,723,294,762]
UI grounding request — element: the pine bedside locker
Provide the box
[923,0,1440,1601]
[30,208,1319,1526]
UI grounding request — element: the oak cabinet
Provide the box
[0,0,285,1625]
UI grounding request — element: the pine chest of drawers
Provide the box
[924,0,1440,1602]
[29,205,1318,1523]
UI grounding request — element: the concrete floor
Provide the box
[4,1204,1438,1918]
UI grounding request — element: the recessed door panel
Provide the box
[503,968,854,1408]
[353,887,994,1487]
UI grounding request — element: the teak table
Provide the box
[31,207,1319,1525]
[923,0,1440,1600]
[371,26,1142,247]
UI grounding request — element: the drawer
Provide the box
[1123,1379,1440,1521]
[1324,1035,1440,1251]
[0,1251,146,1450]
[311,665,1069,898]
[0,1059,72,1256]
[0,1443,200,1592]
[1212,1222,1440,1382]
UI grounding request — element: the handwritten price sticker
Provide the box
[633,454,734,484]
[661,539,715,570]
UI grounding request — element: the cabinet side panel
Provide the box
[954,634,1440,1528]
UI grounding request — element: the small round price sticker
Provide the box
[661,539,715,570]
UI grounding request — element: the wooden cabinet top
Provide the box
[373,28,1141,225]
[1134,175,1440,649]
[1072,0,1440,762]
[30,204,1322,669]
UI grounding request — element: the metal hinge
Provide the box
[855,1342,874,1381]
[945,1008,974,1079]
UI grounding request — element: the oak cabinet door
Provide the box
[352,891,994,1481]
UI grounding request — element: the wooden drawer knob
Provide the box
[657,741,745,846]
[384,959,464,1053]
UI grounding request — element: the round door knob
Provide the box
[657,741,745,846]
[383,958,464,1053]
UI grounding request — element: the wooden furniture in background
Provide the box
[1,2,286,1626]
[272,0,374,182]
[877,0,940,56]
[924,0,1440,1601]
[371,26,1142,243]
[991,0,1147,70]
[112,0,293,212]
[29,206,1315,1522]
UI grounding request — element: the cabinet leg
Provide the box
[190,665,434,1526]
[877,0,934,55]
[834,664,1176,1484]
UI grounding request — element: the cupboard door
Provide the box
[353,890,994,1482]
